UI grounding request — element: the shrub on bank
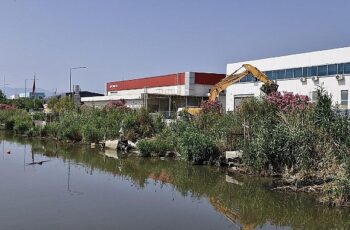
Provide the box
[177,125,220,165]
[137,138,172,157]
[0,109,33,134]
[123,108,157,142]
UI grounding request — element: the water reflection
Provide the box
[1,132,350,230]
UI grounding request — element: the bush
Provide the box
[32,112,45,121]
[124,108,155,142]
[0,109,33,133]
[105,99,126,109]
[137,139,172,157]
[82,123,104,143]
[177,125,220,165]
[200,100,221,113]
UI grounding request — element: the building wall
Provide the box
[226,47,350,111]
[107,73,185,92]
[107,72,226,97]
[194,72,226,85]
[107,85,186,97]
[84,71,226,111]
[227,47,350,74]
[82,97,143,109]
[226,76,349,111]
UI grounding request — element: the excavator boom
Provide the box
[209,64,278,101]
[179,64,278,116]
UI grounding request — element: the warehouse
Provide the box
[82,71,226,117]
[226,47,350,112]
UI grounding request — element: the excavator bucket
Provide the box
[260,83,278,95]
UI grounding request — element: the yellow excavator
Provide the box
[183,64,278,116]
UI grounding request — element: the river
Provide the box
[0,133,349,230]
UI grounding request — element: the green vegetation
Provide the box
[0,88,349,206]
[237,89,350,206]
[0,96,164,144]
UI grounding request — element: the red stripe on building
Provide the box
[194,73,226,85]
[107,73,185,92]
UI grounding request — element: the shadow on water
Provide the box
[1,132,350,229]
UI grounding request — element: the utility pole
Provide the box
[1,76,9,97]
[69,66,87,96]
[33,74,36,109]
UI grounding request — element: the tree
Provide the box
[0,90,7,104]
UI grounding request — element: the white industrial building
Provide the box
[82,72,226,116]
[226,47,350,111]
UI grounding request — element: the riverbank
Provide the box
[0,88,349,206]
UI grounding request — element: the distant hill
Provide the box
[2,87,55,98]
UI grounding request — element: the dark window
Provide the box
[286,69,294,78]
[243,74,253,82]
[265,71,273,79]
[302,67,308,77]
[309,66,317,76]
[294,68,302,78]
[344,63,350,74]
[341,90,348,108]
[338,64,344,74]
[318,65,327,76]
[277,70,286,79]
[328,64,337,75]
[247,74,253,82]
[272,71,278,80]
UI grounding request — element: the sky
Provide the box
[0,0,349,94]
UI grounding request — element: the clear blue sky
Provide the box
[0,0,349,94]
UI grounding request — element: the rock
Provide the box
[128,140,137,148]
[105,140,118,149]
[165,151,176,157]
[225,150,242,160]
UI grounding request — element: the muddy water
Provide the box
[0,133,349,230]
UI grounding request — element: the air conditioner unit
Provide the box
[336,75,344,81]
[312,76,319,81]
[300,77,307,82]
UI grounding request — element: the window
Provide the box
[309,66,317,76]
[338,64,344,74]
[246,74,254,82]
[294,68,302,78]
[344,63,350,74]
[277,70,286,79]
[286,69,294,78]
[302,67,308,77]
[318,65,327,76]
[341,90,348,108]
[265,71,273,79]
[272,71,279,80]
[328,64,337,75]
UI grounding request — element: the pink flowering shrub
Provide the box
[266,91,311,112]
[200,100,221,113]
[0,104,16,110]
[105,99,127,109]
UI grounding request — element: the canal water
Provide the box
[0,133,349,230]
